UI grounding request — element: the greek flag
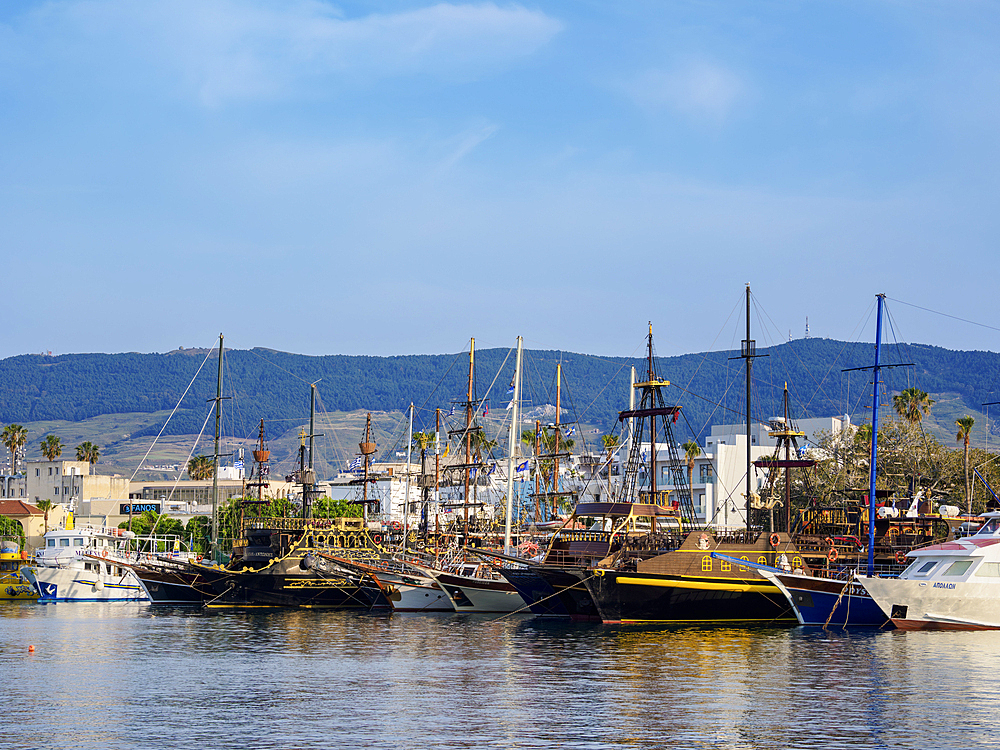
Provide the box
[564,427,576,437]
[233,459,244,469]
[507,378,515,396]
[348,456,363,472]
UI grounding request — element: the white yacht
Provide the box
[859,512,1000,630]
[22,525,147,602]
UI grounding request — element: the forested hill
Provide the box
[0,339,998,444]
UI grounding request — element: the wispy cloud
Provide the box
[4,1,563,105]
[438,122,500,171]
[621,60,748,124]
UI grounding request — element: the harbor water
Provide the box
[2,603,998,749]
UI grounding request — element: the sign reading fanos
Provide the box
[119,503,161,515]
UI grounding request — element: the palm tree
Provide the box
[893,387,935,426]
[411,431,436,520]
[682,440,702,489]
[892,387,934,493]
[75,441,101,469]
[187,455,215,481]
[956,415,976,514]
[35,499,54,533]
[600,434,619,488]
[40,434,63,461]
[1,424,28,474]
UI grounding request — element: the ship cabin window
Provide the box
[914,560,939,576]
[757,556,767,566]
[975,563,1000,577]
[975,518,1000,536]
[84,562,98,572]
[942,561,974,576]
[701,555,712,572]
[721,560,732,572]
[47,539,56,548]
[74,538,84,546]
[59,538,70,547]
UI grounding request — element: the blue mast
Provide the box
[867,294,884,577]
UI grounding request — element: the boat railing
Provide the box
[553,531,612,544]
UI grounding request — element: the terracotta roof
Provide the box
[0,500,43,517]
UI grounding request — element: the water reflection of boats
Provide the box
[0,537,36,601]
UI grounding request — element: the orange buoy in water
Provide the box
[28,645,35,653]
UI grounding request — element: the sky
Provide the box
[2,0,1000,361]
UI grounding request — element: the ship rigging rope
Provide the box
[127,345,215,483]
[888,296,1000,334]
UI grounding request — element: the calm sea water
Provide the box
[2,602,998,750]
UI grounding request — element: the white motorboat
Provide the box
[23,526,147,602]
[859,512,1000,630]
[413,558,526,614]
[319,554,453,612]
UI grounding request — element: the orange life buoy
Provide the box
[769,533,780,548]
[827,547,838,563]
[895,550,907,564]
[101,549,109,558]
[824,537,834,548]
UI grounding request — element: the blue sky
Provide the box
[2,0,999,360]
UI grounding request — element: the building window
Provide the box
[54,487,59,495]
[701,555,712,572]
[49,467,53,476]
[699,464,713,483]
[35,469,40,477]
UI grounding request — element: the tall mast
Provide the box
[554,363,562,517]
[504,336,523,554]
[867,294,885,576]
[303,383,316,520]
[647,324,656,500]
[534,421,541,520]
[628,366,636,467]
[784,383,791,532]
[464,338,474,544]
[362,413,372,511]
[211,332,223,562]
[435,408,441,544]
[745,286,752,535]
[404,402,414,542]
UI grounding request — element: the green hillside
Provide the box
[1,338,998,479]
